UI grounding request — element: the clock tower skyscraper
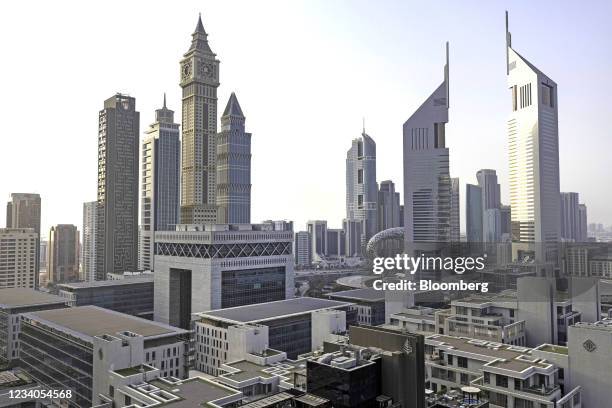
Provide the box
[180,14,220,224]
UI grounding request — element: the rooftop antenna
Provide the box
[505,11,512,75]
[444,41,450,108]
[362,117,365,135]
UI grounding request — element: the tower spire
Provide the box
[505,11,512,74]
[445,41,450,108]
[195,12,206,34]
[362,117,365,135]
[163,92,167,109]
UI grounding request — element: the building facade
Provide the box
[307,220,327,263]
[6,193,41,287]
[47,224,80,284]
[450,177,460,242]
[154,222,295,329]
[403,44,451,244]
[82,201,97,282]
[180,15,220,224]
[140,96,180,271]
[294,231,311,267]
[0,228,38,289]
[216,92,252,224]
[96,93,140,279]
[377,180,401,231]
[466,184,483,243]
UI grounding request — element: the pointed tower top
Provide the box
[505,11,512,74]
[222,92,244,117]
[195,13,206,34]
[163,92,167,109]
[445,41,450,108]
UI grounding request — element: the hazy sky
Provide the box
[1,0,611,237]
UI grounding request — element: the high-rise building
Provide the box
[140,96,180,271]
[450,177,460,242]
[377,180,401,231]
[506,13,560,262]
[476,169,501,211]
[0,228,37,289]
[500,204,512,238]
[403,43,450,244]
[560,192,579,241]
[343,218,363,257]
[82,201,97,281]
[326,228,345,257]
[6,193,41,287]
[307,220,327,262]
[96,93,139,279]
[466,184,483,242]
[180,15,220,224]
[577,204,588,242]
[47,224,80,284]
[346,131,378,245]
[294,231,311,267]
[216,92,252,224]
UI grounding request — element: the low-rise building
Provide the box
[0,288,67,364]
[193,297,354,375]
[327,288,385,326]
[56,274,154,319]
[18,306,189,408]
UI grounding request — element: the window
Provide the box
[458,356,468,368]
[511,85,518,111]
[460,373,469,385]
[357,195,363,208]
[496,374,508,388]
[483,372,490,384]
[541,83,554,107]
[447,354,453,365]
[357,169,363,184]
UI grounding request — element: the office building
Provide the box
[57,274,154,319]
[568,318,612,408]
[377,180,401,231]
[96,93,140,279]
[500,204,512,237]
[346,131,378,245]
[39,239,47,271]
[450,177,460,242]
[466,184,483,242]
[294,231,311,267]
[154,222,294,329]
[307,220,327,262]
[5,193,41,287]
[476,169,501,211]
[193,297,353,375]
[328,288,386,326]
[325,228,345,258]
[425,334,582,408]
[506,14,561,262]
[216,92,252,224]
[403,44,451,244]
[82,201,97,282]
[47,224,80,284]
[560,192,580,242]
[577,204,587,242]
[19,306,189,408]
[140,96,180,271]
[180,15,220,224]
[342,218,362,257]
[0,228,37,289]
[0,288,66,364]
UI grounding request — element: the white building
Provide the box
[0,228,38,289]
[506,13,561,263]
[82,201,97,282]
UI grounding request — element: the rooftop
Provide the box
[148,377,242,407]
[23,306,186,342]
[328,287,385,302]
[57,275,153,289]
[197,297,352,324]
[0,288,66,309]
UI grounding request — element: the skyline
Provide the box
[1,0,611,235]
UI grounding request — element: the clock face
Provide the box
[199,62,213,78]
[182,62,192,79]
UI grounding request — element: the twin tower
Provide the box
[179,15,252,225]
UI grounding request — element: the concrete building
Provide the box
[377,180,401,231]
[403,43,451,244]
[82,201,97,282]
[5,193,41,287]
[0,288,67,364]
[325,228,345,258]
[19,306,189,408]
[193,297,353,375]
[346,131,378,245]
[216,92,252,224]
[466,184,483,243]
[506,13,561,263]
[0,228,38,289]
[328,288,386,326]
[568,318,612,408]
[140,96,180,272]
[57,274,154,319]
[294,231,311,267]
[47,224,80,284]
[154,222,294,329]
[180,15,220,224]
[342,218,362,258]
[96,93,140,279]
[450,177,460,242]
[577,204,587,242]
[307,220,327,263]
[425,334,582,408]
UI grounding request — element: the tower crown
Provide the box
[187,13,214,55]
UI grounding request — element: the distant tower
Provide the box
[216,92,252,224]
[450,177,460,242]
[294,231,311,267]
[346,129,378,247]
[307,220,328,263]
[96,94,140,279]
[466,184,483,242]
[180,14,221,224]
[577,204,588,242]
[403,43,451,244]
[48,224,80,284]
[82,201,97,281]
[560,192,580,241]
[476,169,502,243]
[378,180,401,230]
[6,193,41,287]
[140,95,180,271]
[506,12,560,262]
